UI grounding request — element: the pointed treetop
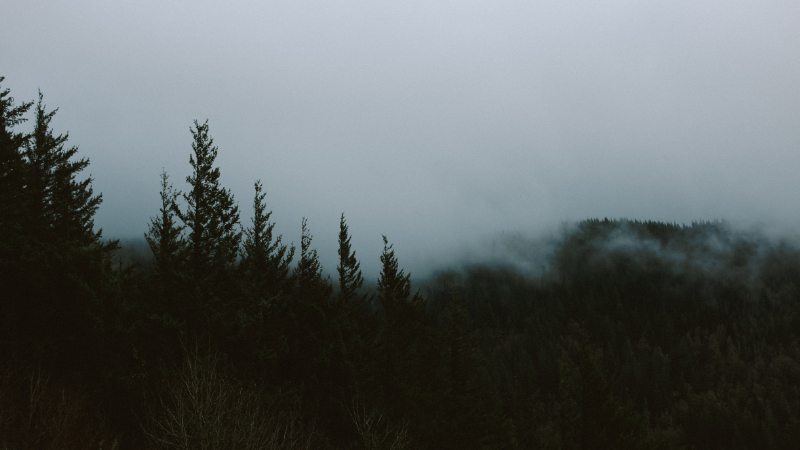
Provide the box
[26,91,101,245]
[177,119,241,279]
[145,170,184,271]
[377,235,427,323]
[241,180,294,298]
[378,235,410,299]
[0,76,33,132]
[293,217,331,300]
[0,77,33,235]
[337,213,363,303]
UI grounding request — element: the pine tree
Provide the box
[0,78,33,355]
[240,180,293,300]
[139,170,191,367]
[231,181,295,373]
[287,218,333,412]
[330,214,371,435]
[377,235,425,323]
[293,217,331,301]
[176,120,241,282]
[2,87,117,385]
[0,77,32,239]
[375,235,437,429]
[145,170,185,273]
[336,213,364,304]
[25,91,103,246]
[167,120,243,338]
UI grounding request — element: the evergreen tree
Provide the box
[25,91,104,246]
[337,213,364,304]
[0,78,32,357]
[293,217,332,301]
[375,235,441,438]
[140,169,190,367]
[176,120,241,282]
[145,170,185,273]
[0,77,32,240]
[330,214,372,439]
[240,180,293,300]
[234,181,294,375]
[377,235,425,323]
[287,218,334,416]
[168,120,242,338]
[1,87,118,388]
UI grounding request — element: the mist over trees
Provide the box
[3,78,800,449]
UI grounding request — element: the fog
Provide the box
[3,0,799,279]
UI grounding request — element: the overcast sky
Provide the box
[3,0,799,279]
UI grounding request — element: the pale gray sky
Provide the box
[3,0,799,279]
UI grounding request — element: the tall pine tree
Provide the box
[240,180,293,301]
[293,218,331,299]
[375,235,440,434]
[329,213,373,440]
[2,87,118,386]
[174,120,241,335]
[25,91,104,246]
[145,170,185,273]
[234,181,294,374]
[0,77,32,241]
[139,170,191,368]
[337,213,364,304]
[286,219,336,417]
[377,235,425,323]
[0,78,32,357]
[176,120,241,282]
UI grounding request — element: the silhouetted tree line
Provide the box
[425,219,800,449]
[2,78,800,449]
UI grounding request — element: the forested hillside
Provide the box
[2,79,800,449]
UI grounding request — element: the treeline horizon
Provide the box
[114,217,794,284]
[3,78,800,450]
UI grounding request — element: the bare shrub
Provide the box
[144,349,323,450]
[348,394,411,450]
[0,363,119,450]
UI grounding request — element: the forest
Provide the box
[2,78,800,450]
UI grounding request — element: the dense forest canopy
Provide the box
[2,78,800,449]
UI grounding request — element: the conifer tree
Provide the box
[240,180,293,300]
[331,214,370,427]
[2,87,116,384]
[176,120,241,281]
[140,170,191,365]
[286,218,333,411]
[377,235,425,322]
[145,170,185,272]
[0,78,32,354]
[336,213,363,304]
[293,218,331,300]
[375,235,436,428]
[233,181,294,373]
[25,91,103,246]
[0,77,32,239]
